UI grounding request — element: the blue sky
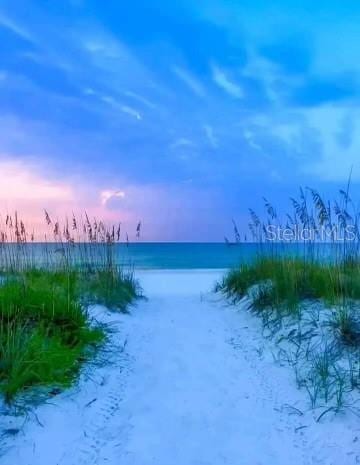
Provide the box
[0,0,359,240]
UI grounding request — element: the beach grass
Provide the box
[0,212,139,402]
[83,267,139,312]
[219,183,360,413]
[220,257,360,313]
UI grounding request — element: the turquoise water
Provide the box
[0,242,249,270]
[119,243,249,269]
[0,242,346,270]
[118,242,346,269]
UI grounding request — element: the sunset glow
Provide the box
[0,1,359,239]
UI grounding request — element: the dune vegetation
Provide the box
[0,212,139,402]
[219,184,360,418]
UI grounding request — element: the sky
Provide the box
[0,0,359,241]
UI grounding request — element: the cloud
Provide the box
[123,90,157,109]
[203,124,218,148]
[173,66,206,97]
[212,64,243,98]
[300,105,360,181]
[0,12,34,42]
[77,25,159,96]
[170,138,195,150]
[120,105,142,120]
[0,152,195,240]
[86,90,142,120]
[241,53,283,104]
[82,35,125,59]
[0,156,136,236]
[0,158,73,202]
[100,190,126,206]
[243,130,262,151]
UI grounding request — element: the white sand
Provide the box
[0,270,359,464]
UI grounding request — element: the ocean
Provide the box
[117,242,343,269]
[119,243,248,269]
[117,242,350,269]
[0,242,347,270]
[0,242,249,270]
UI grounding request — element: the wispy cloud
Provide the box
[78,25,158,96]
[82,35,125,59]
[212,64,243,98]
[243,130,261,151]
[124,90,157,110]
[203,124,218,148]
[85,90,142,120]
[120,105,142,120]
[0,12,34,42]
[173,66,206,97]
[301,105,360,181]
[242,52,282,104]
[170,138,195,150]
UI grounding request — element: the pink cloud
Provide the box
[0,157,223,241]
[0,158,134,239]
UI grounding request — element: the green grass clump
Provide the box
[82,268,139,312]
[220,257,360,315]
[0,270,105,402]
[0,212,141,402]
[0,325,96,402]
[0,266,140,401]
[0,271,84,333]
[330,305,360,346]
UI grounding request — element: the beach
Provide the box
[1,0,359,462]
[0,269,359,465]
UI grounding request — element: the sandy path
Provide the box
[0,270,358,464]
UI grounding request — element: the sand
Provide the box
[0,269,359,464]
